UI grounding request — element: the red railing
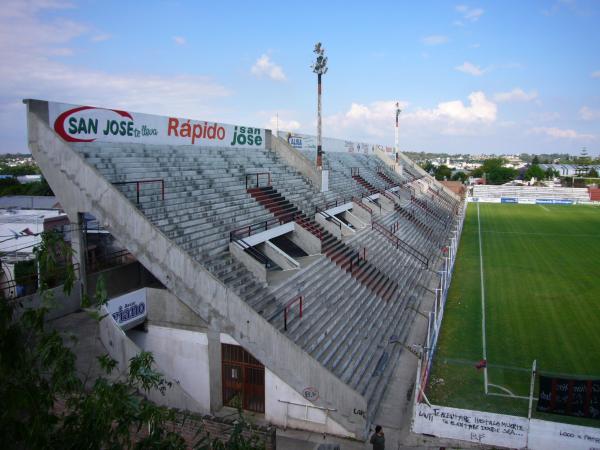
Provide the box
[372,221,429,268]
[230,216,288,242]
[351,196,373,216]
[113,179,164,204]
[246,172,271,189]
[314,197,348,214]
[284,295,303,331]
[87,249,133,273]
[0,262,80,299]
[380,189,398,204]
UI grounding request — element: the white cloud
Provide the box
[0,0,232,152]
[323,100,410,139]
[422,35,448,46]
[580,106,600,121]
[172,36,186,46]
[530,127,595,140]
[323,92,497,140]
[250,54,286,81]
[456,4,484,22]
[91,33,111,42]
[592,70,600,79]
[266,116,300,131]
[410,91,497,123]
[493,88,538,103]
[455,61,485,76]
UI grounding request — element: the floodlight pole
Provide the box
[317,72,323,168]
[395,102,401,163]
[312,42,328,170]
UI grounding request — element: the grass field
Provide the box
[427,203,600,424]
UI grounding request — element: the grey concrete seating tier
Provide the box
[71,141,457,425]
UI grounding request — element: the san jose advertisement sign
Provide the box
[49,102,265,149]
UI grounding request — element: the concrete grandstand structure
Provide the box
[25,99,463,439]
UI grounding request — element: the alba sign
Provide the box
[49,102,265,149]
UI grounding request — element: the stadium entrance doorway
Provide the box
[221,343,265,413]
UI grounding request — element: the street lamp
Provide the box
[311,42,328,170]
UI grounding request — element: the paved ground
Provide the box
[48,310,125,386]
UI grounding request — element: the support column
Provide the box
[71,212,87,301]
[207,329,223,413]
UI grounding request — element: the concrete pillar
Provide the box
[71,213,87,302]
[207,330,222,413]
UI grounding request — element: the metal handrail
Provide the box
[0,262,80,299]
[236,239,271,268]
[87,249,133,273]
[362,193,382,213]
[351,196,373,215]
[319,211,342,229]
[372,221,429,268]
[246,172,271,189]
[230,216,286,242]
[112,179,164,204]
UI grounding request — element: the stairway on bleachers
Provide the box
[248,185,399,301]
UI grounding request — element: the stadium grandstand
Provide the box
[472,184,592,203]
[24,99,463,439]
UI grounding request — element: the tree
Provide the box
[487,166,517,185]
[525,164,545,181]
[545,167,559,180]
[420,160,435,174]
[532,155,540,165]
[0,230,265,450]
[588,168,599,178]
[451,171,467,182]
[434,164,452,180]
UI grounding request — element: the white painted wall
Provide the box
[413,403,600,450]
[265,369,353,437]
[413,403,528,448]
[221,333,353,438]
[529,418,600,450]
[130,325,211,413]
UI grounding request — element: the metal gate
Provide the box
[222,343,265,413]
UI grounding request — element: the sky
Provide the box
[1,0,599,155]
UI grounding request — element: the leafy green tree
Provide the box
[0,163,41,176]
[451,171,467,182]
[487,166,518,185]
[0,231,265,450]
[420,160,435,174]
[588,168,599,178]
[525,164,546,181]
[545,167,559,180]
[434,164,452,180]
[532,155,540,165]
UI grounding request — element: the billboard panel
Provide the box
[278,131,393,155]
[48,102,266,149]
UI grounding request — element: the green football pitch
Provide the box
[427,202,600,423]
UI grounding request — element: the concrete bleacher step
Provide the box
[73,140,462,426]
